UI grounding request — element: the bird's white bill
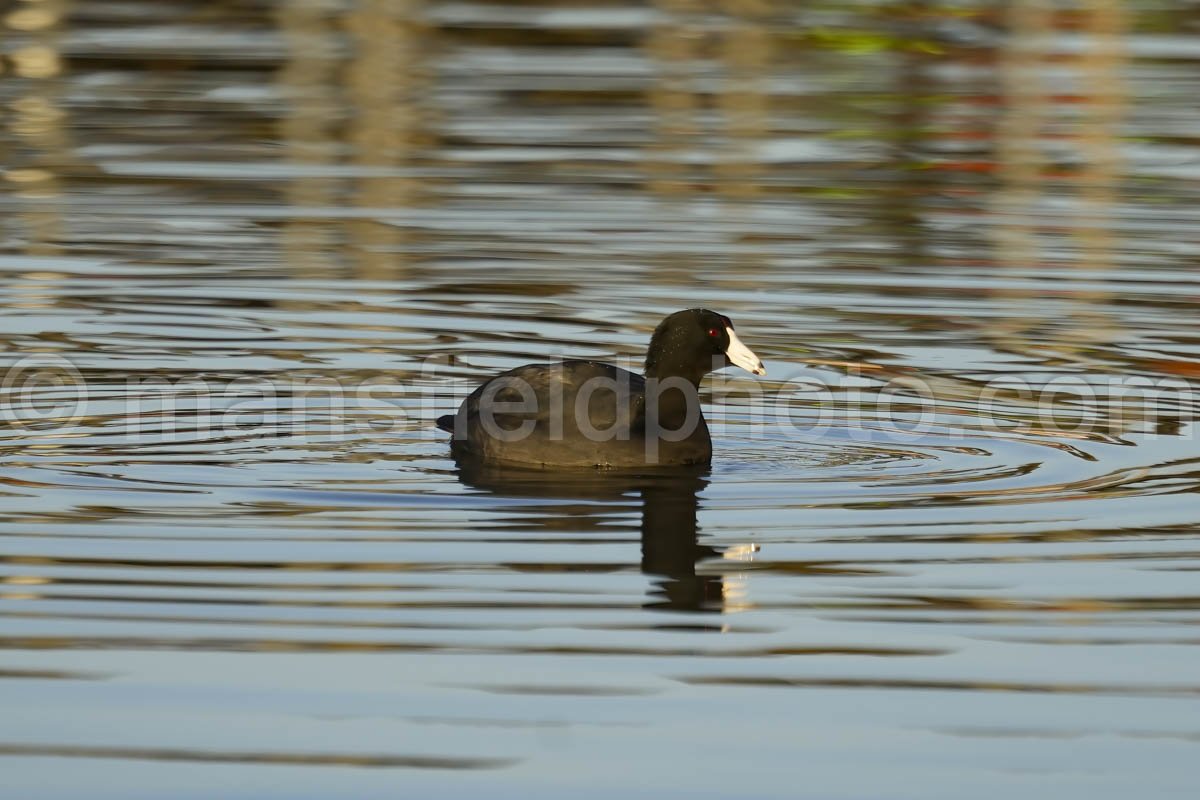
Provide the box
[724,327,766,376]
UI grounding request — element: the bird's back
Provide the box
[445,360,710,468]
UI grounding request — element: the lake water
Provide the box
[3,2,1200,798]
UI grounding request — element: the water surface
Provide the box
[3,2,1200,798]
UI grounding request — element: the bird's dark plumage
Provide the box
[436,309,765,469]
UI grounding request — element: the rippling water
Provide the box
[3,2,1200,797]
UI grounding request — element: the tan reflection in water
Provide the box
[643,0,772,288]
[343,0,427,280]
[990,1,1127,362]
[276,1,427,280]
[714,0,770,200]
[276,0,342,278]
[4,0,69,257]
[644,0,702,197]
[645,0,772,199]
[1063,0,1126,356]
[988,0,1051,351]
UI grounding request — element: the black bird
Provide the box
[435,308,766,468]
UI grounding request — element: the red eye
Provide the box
[707,327,721,338]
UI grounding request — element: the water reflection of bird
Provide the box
[436,309,765,468]
[639,473,723,611]
[453,461,722,613]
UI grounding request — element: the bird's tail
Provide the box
[435,414,455,433]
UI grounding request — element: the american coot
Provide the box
[435,308,766,468]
